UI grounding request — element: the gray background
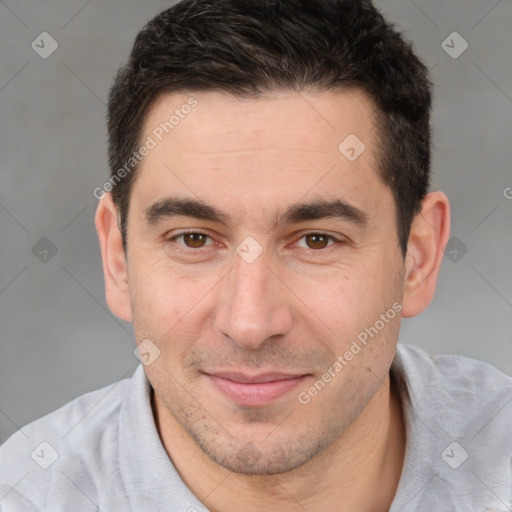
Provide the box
[0,0,511,445]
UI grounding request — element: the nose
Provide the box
[214,248,293,350]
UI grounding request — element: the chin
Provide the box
[195,432,327,476]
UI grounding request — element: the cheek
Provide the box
[129,261,187,337]
[129,258,223,351]
[293,262,390,341]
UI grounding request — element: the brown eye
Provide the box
[304,233,330,249]
[182,233,208,248]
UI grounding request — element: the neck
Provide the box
[152,373,406,512]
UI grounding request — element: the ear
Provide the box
[94,193,133,322]
[401,191,451,318]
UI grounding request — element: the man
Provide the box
[1,0,511,510]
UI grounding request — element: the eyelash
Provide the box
[166,229,346,253]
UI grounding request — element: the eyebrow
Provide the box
[144,196,368,228]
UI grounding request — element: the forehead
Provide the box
[131,88,390,226]
[144,88,378,155]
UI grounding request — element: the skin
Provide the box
[95,88,450,511]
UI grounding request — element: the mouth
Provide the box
[203,371,310,407]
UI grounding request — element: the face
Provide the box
[122,89,407,474]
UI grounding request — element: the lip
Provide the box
[205,371,309,406]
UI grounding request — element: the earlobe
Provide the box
[401,191,451,318]
[94,193,133,323]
